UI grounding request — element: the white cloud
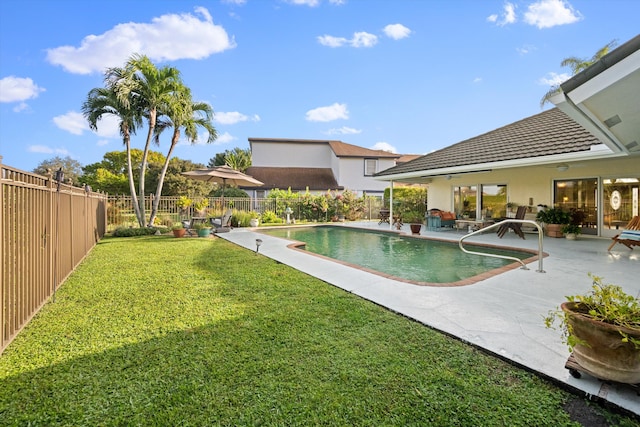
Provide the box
[46,7,235,75]
[318,32,377,48]
[0,76,45,103]
[325,126,362,135]
[28,145,70,156]
[351,32,378,48]
[383,24,411,40]
[286,0,320,6]
[524,0,582,29]
[13,102,29,113]
[53,111,89,135]
[306,103,349,122]
[317,35,348,48]
[215,131,236,144]
[371,142,396,153]
[329,0,346,4]
[517,44,536,55]
[538,71,571,86]
[473,77,482,83]
[488,2,517,26]
[97,139,110,147]
[214,111,248,125]
[222,0,246,4]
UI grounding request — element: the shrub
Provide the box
[112,227,166,237]
[261,210,283,224]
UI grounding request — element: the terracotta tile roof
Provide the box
[327,140,400,158]
[396,154,421,164]
[376,108,601,177]
[248,137,400,159]
[245,167,342,191]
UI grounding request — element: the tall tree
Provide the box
[148,86,217,225]
[33,156,83,186]
[540,40,617,108]
[113,54,183,225]
[82,85,145,225]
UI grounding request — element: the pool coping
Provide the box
[259,224,544,287]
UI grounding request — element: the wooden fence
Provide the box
[1,158,107,354]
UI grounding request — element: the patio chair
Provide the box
[210,209,233,233]
[497,205,527,239]
[607,216,640,251]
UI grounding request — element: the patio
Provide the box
[220,222,640,415]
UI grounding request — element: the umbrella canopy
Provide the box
[181,165,264,195]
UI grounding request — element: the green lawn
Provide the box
[0,235,636,426]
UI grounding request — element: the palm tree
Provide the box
[82,86,145,225]
[148,86,217,225]
[224,147,252,172]
[113,54,183,224]
[540,40,617,108]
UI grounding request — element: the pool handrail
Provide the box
[458,220,545,273]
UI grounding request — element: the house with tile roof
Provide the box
[244,138,418,197]
[375,35,640,238]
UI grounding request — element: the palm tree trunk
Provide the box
[139,110,157,226]
[148,133,179,225]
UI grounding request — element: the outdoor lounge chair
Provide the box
[497,206,527,239]
[210,209,233,233]
[607,216,640,251]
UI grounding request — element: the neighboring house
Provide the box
[244,138,411,197]
[375,35,639,238]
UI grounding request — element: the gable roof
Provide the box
[248,137,400,159]
[375,108,602,178]
[244,166,342,191]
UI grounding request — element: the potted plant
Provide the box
[193,222,211,238]
[536,207,570,238]
[561,223,581,240]
[193,198,209,217]
[171,222,186,238]
[176,196,192,215]
[249,211,260,228]
[544,274,640,384]
[403,211,424,235]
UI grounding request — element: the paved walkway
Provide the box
[218,222,640,415]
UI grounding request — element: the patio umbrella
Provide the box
[181,165,263,199]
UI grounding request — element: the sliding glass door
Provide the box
[553,179,598,235]
[602,178,640,237]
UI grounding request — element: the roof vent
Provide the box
[604,115,622,128]
[625,140,639,152]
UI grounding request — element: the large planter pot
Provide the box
[197,228,211,238]
[565,233,577,240]
[409,224,422,235]
[172,228,186,238]
[249,218,259,227]
[562,302,640,384]
[545,223,564,238]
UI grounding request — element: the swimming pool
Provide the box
[260,226,536,286]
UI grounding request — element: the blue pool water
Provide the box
[260,226,532,284]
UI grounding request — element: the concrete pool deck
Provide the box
[217,222,640,415]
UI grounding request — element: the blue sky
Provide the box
[1,0,638,173]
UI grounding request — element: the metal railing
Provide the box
[458,220,545,273]
[1,158,107,354]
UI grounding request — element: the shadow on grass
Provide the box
[1,235,635,426]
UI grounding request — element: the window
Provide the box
[481,184,507,220]
[453,186,477,218]
[364,159,377,176]
[554,178,598,235]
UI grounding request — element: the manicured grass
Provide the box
[0,236,636,426]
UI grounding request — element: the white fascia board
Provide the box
[373,148,622,182]
[566,50,640,104]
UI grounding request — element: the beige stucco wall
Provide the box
[425,155,639,221]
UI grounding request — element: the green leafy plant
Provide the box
[193,198,209,212]
[403,211,424,224]
[536,207,570,225]
[261,210,283,224]
[544,274,640,351]
[176,196,192,209]
[171,222,184,230]
[193,222,210,231]
[561,224,581,235]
